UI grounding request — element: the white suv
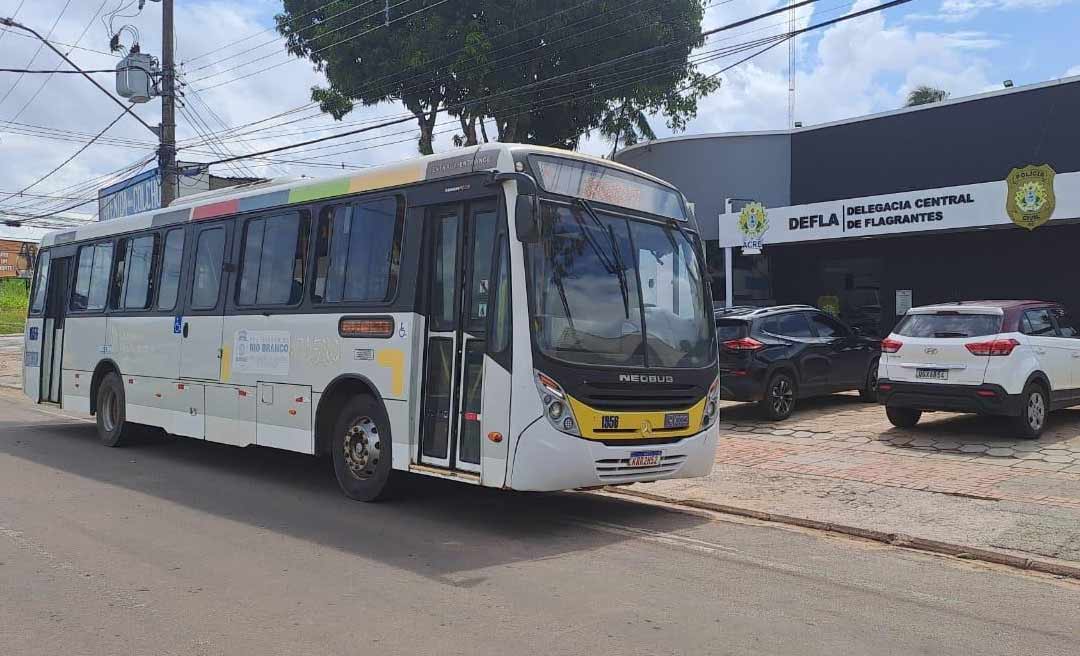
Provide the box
[877,301,1080,439]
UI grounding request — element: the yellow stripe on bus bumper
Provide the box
[565,394,708,441]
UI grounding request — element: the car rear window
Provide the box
[894,312,1001,338]
[716,320,747,341]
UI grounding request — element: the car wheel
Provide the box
[759,372,796,421]
[1012,383,1047,440]
[859,358,880,402]
[95,372,135,447]
[886,406,921,428]
[331,395,398,501]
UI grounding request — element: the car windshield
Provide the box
[895,312,1002,338]
[526,202,714,369]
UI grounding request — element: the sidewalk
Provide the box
[619,395,1080,568]
[0,334,22,390]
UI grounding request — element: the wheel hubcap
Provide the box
[771,379,793,415]
[343,417,380,480]
[1027,392,1046,431]
[102,388,119,432]
[869,367,878,393]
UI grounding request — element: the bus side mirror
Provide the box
[516,194,540,243]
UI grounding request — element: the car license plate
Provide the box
[664,412,690,429]
[628,450,662,467]
[916,368,948,380]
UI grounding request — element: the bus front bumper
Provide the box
[508,421,719,492]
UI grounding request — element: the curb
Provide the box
[606,486,1080,581]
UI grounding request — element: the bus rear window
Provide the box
[894,313,1001,338]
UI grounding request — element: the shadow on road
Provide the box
[0,415,709,585]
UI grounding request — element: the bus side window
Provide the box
[29,251,50,314]
[72,242,113,312]
[157,229,184,311]
[315,196,404,305]
[237,211,308,306]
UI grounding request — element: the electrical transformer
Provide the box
[116,51,158,104]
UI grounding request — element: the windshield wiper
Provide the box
[577,199,631,320]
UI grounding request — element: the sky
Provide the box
[0,0,1076,226]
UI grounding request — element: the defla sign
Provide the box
[717,166,1080,249]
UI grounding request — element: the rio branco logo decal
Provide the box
[1006,164,1056,231]
[737,202,768,253]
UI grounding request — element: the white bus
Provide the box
[23,145,719,500]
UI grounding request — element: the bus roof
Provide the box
[40,144,677,248]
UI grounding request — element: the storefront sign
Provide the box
[717,167,1080,249]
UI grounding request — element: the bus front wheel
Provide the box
[96,372,135,447]
[331,396,396,501]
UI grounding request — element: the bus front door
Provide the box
[38,255,70,404]
[419,200,499,475]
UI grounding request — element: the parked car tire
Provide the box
[331,395,398,501]
[95,372,135,447]
[885,406,921,429]
[759,371,797,421]
[1012,382,1048,440]
[859,358,880,403]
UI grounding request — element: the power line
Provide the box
[0,68,116,74]
[0,0,75,111]
[191,0,456,91]
[0,108,129,207]
[190,0,913,168]
[183,0,351,64]
[184,0,381,74]
[0,25,120,57]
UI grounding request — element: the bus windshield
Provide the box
[527,202,714,369]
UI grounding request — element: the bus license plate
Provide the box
[916,369,948,380]
[664,412,690,429]
[628,450,662,467]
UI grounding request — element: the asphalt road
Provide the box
[1,391,1078,656]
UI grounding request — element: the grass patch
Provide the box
[0,279,28,335]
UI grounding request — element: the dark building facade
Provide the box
[617,76,1080,337]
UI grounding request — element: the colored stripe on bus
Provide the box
[288,179,351,204]
[237,190,290,214]
[151,209,191,227]
[192,199,239,221]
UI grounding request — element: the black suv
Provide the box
[717,305,881,420]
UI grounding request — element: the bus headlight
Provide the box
[701,377,720,428]
[535,371,580,436]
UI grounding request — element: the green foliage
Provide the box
[905,85,950,107]
[0,278,28,334]
[276,0,717,154]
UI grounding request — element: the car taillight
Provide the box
[881,338,903,353]
[965,338,1020,357]
[723,337,764,351]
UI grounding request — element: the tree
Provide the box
[905,85,950,107]
[276,1,718,155]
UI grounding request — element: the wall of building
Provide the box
[790,79,1080,204]
[616,133,792,241]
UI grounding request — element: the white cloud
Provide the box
[675,0,998,135]
[910,0,1075,22]
[1066,65,1080,77]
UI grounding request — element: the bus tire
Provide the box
[95,372,134,447]
[331,396,396,502]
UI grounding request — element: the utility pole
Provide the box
[159,0,177,206]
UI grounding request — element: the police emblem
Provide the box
[737,202,768,253]
[1006,164,1056,231]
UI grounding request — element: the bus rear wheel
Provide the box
[331,396,396,501]
[96,372,135,447]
